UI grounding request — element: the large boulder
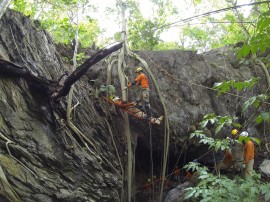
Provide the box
[259,159,270,178]
[0,8,268,202]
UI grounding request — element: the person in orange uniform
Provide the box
[127,67,152,119]
[241,131,255,177]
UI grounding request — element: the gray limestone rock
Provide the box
[0,8,268,202]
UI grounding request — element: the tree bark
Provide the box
[52,42,123,101]
[0,42,123,101]
[0,59,57,96]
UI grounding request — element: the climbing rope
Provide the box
[142,52,270,106]
[168,140,187,182]
[105,119,124,199]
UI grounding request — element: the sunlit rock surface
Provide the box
[0,9,267,202]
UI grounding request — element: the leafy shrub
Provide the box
[184,162,270,202]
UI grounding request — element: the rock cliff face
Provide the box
[0,10,124,202]
[0,9,267,202]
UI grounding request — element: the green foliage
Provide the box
[76,52,86,63]
[242,94,269,112]
[256,112,270,124]
[184,166,270,202]
[154,41,182,50]
[192,0,203,5]
[11,0,100,48]
[176,4,252,52]
[182,25,211,52]
[191,113,261,152]
[219,13,250,46]
[127,0,177,50]
[238,136,261,146]
[128,16,161,50]
[190,130,233,152]
[199,114,236,134]
[213,77,259,96]
[183,162,208,173]
[11,0,36,16]
[238,11,270,58]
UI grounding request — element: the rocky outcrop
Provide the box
[0,9,268,202]
[0,9,124,202]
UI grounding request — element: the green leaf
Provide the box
[242,96,256,112]
[215,141,221,152]
[215,123,224,134]
[200,120,208,128]
[265,192,270,201]
[255,115,263,124]
[190,133,195,138]
[261,112,270,121]
[241,44,251,58]
[238,136,246,143]
[257,17,270,32]
[251,137,261,146]
[184,189,196,199]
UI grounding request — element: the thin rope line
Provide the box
[155,1,270,31]
[142,53,270,106]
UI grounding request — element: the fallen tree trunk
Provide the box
[0,42,123,101]
[0,59,57,96]
[52,42,123,101]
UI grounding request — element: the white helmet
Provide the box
[240,131,249,137]
[112,96,120,102]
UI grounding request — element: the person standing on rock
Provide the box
[231,129,245,172]
[241,131,255,177]
[127,67,152,119]
[216,129,244,173]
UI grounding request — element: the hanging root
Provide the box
[105,119,124,197]
[126,47,170,202]
[0,132,37,178]
[66,86,102,164]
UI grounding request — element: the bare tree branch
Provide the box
[0,42,123,101]
[0,59,56,96]
[52,42,123,101]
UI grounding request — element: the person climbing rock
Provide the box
[110,96,163,125]
[127,67,152,119]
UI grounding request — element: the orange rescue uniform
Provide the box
[128,72,149,89]
[244,140,254,164]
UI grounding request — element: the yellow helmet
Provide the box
[109,95,115,101]
[135,67,143,73]
[231,129,239,135]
